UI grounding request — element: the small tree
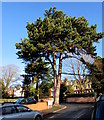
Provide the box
[39,80,54,98]
[22,74,31,98]
[86,56,104,96]
[24,59,52,100]
[0,64,20,98]
[30,84,36,97]
[60,83,67,103]
[62,78,74,94]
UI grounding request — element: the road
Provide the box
[44,103,94,120]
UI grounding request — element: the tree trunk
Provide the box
[36,80,39,102]
[53,52,57,104]
[54,53,62,105]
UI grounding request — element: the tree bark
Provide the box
[36,79,39,102]
[53,52,57,104]
[54,53,62,105]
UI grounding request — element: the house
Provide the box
[49,87,54,97]
[8,85,24,97]
[13,85,24,97]
[49,78,94,98]
[61,78,70,86]
[61,78,94,94]
[71,79,94,94]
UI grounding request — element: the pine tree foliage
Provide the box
[86,57,104,95]
[16,7,103,61]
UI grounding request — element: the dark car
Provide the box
[0,104,43,120]
[15,97,36,104]
[91,94,104,120]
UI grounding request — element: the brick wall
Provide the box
[66,97,95,103]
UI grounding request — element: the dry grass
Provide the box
[25,102,50,111]
[25,102,66,114]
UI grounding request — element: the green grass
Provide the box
[0,99,17,103]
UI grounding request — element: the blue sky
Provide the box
[2,2,103,78]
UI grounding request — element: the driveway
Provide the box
[44,103,94,120]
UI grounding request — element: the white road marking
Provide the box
[49,106,67,119]
[49,115,55,118]
[53,106,67,113]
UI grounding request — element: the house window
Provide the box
[88,84,90,89]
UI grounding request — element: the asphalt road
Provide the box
[44,103,94,120]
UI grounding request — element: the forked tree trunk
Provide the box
[54,53,62,105]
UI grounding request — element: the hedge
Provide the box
[65,92,95,98]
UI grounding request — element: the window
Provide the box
[16,98,24,104]
[21,99,26,104]
[16,106,30,113]
[27,98,33,102]
[0,108,2,115]
[2,106,16,115]
[88,84,90,89]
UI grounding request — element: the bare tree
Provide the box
[0,64,21,97]
[63,55,93,93]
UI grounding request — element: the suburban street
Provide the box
[44,103,94,120]
[1,2,103,120]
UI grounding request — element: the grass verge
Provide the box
[0,99,17,103]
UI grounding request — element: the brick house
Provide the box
[8,85,24,97]
[71,79,94,94]
[14,85,24,97]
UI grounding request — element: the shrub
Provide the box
[66,92,95,98]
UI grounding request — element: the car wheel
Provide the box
[35,115,42,120]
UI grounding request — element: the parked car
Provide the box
[0,104,43,120]
[91,93,104,120]
[15,97,37,104]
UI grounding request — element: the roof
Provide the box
[0,104,23,108]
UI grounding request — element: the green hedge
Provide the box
[66,92,95,98]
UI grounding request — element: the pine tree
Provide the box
[15,7,103,105]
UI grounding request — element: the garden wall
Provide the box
[66,97,95,103]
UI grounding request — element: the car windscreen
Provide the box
[101,94,104,100]
[27,98,33,102]
[16,98,24,103]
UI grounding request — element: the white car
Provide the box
[0,104,43,120]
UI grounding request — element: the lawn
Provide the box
[0,98,17,103]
